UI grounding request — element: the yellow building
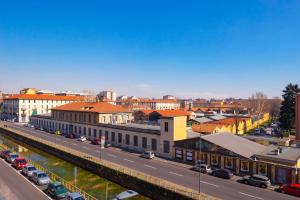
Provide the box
[20,88,37,94]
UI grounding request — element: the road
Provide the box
[2,121,299,200]
[0,156,51,200]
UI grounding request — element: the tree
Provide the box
[279,83,300,131]
[247,92,268,116]
[265,97,282,119]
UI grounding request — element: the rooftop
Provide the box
[256,145,300,163]
[202,132,267,159]
[52,102,131,114]
[4,94,84,101]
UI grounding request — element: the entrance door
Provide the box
[277,168,287,184]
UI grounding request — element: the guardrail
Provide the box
[0,124,219,200]
[0,143,97,200]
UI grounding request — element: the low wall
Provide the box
[0,126,214,200]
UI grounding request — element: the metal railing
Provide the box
[0,124,220,200]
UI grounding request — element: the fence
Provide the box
[0,124,219,200]
[0,142,97,200]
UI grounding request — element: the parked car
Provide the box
[240,174,271,188]
[39,127,44,131]
[113,190,138,200]
[6,153,19,163]
[0,150,12,159]
[78,136,87,142]
[46,181,69,199]
[12,158,27,170]
[66,192,85,200]
[141,151,155,159]
[32,171,50,185]
[104,141,111,148]
[279,183,300,196]
[55,130,62,135]
[91,139,101,145]
[21,164,37,177]
[211,169,233,179]
[191,164,212,174]
[28,124,35,129]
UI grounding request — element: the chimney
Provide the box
[275,148,280,155]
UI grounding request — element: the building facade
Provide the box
[98,91,117,101]
[29,102,188,158]
[1,94,84,123]
[116,99,180,111]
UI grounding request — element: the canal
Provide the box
[0,131,149,200]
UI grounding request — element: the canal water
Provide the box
[0,131,149,200]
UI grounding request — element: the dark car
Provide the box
[0,150,12,159]
[279,184,300,197]
[240,174,271,188]
[211,169,233,179]
[91,139,101,145]
[46,181,68,199]
[66,133,75,139]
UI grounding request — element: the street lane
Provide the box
[0,157,51,200]
[2,122,300,200]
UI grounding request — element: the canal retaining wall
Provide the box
[0,126,214,200]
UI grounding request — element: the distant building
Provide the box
[36,90,55,95]
[296,94,300,140]
[20,88,37,94]
[180,99,193,110]
[1,94,84,123]
[117,95,128,100]
[98,91,117,101]
[163,95,175,100]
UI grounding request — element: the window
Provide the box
[125,134,130,145]
[211,154,218,165]
[224,157,233,169]
[94,129,97,137]
[79,127,82,134]
[133,136,138,147]
[105,131,108,140]
[118,133,122,143]
[88,128,91,137]
[142,137,147,148]
[151,139,157,151]
[84,127,86,136]
[164,122,169,132]
[99,130,102,138]
[163,140,170,153]
[240,161,249,172]
[88,114,91,123]
[75,126,77,133]
[112,132,115,142]
[102,116,106,123]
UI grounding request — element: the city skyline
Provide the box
[0,0,299,98]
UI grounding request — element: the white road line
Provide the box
[239,192,264,200]
[200,181,219,188]
[168,171,183,177]
[107,153,117,158]
[123,159,134,163]
[82,146,90,150]
[1,159,52,200]
[144,164,156,169]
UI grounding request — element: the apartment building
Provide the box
[29,102,187,158]
[97,91,117,101]
[1,94,84,123]
[116,98,180,111]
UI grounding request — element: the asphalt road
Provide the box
[2,121,300,200]
[0,156,51,200]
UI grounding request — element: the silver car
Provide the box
[192,164,212,174]
[22,164,37,177]
[6,153,19,163]
[32,171,50,185]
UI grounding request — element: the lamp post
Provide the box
[198,133,202,194]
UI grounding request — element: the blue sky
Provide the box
[0,0,299,99]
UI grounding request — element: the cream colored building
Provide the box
[1,94,84,123]
[29,102,187,158]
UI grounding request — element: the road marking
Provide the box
[144,164,156,169]
[239,192,264,200]
[107,153,117,158]
[168,171,183,177]
[1,159,52,200]
[200,181,219,188]
[123,159,134,163]
[82,146,90,150]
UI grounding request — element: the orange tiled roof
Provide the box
[192,124,223,134]
[4,94,85,101]
[152,110,189,117]
[52,102,131,113]
[207,117,250,125]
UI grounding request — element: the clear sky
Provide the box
[0,0,299,99]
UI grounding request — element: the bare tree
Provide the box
[247,92,268,116]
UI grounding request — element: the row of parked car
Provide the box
[0,149,85,200]
[191,161,300,197]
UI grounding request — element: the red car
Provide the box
[0,150,12,159]
[12,158,27,170]
[91,139,101,145]
[279,184,300,196]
